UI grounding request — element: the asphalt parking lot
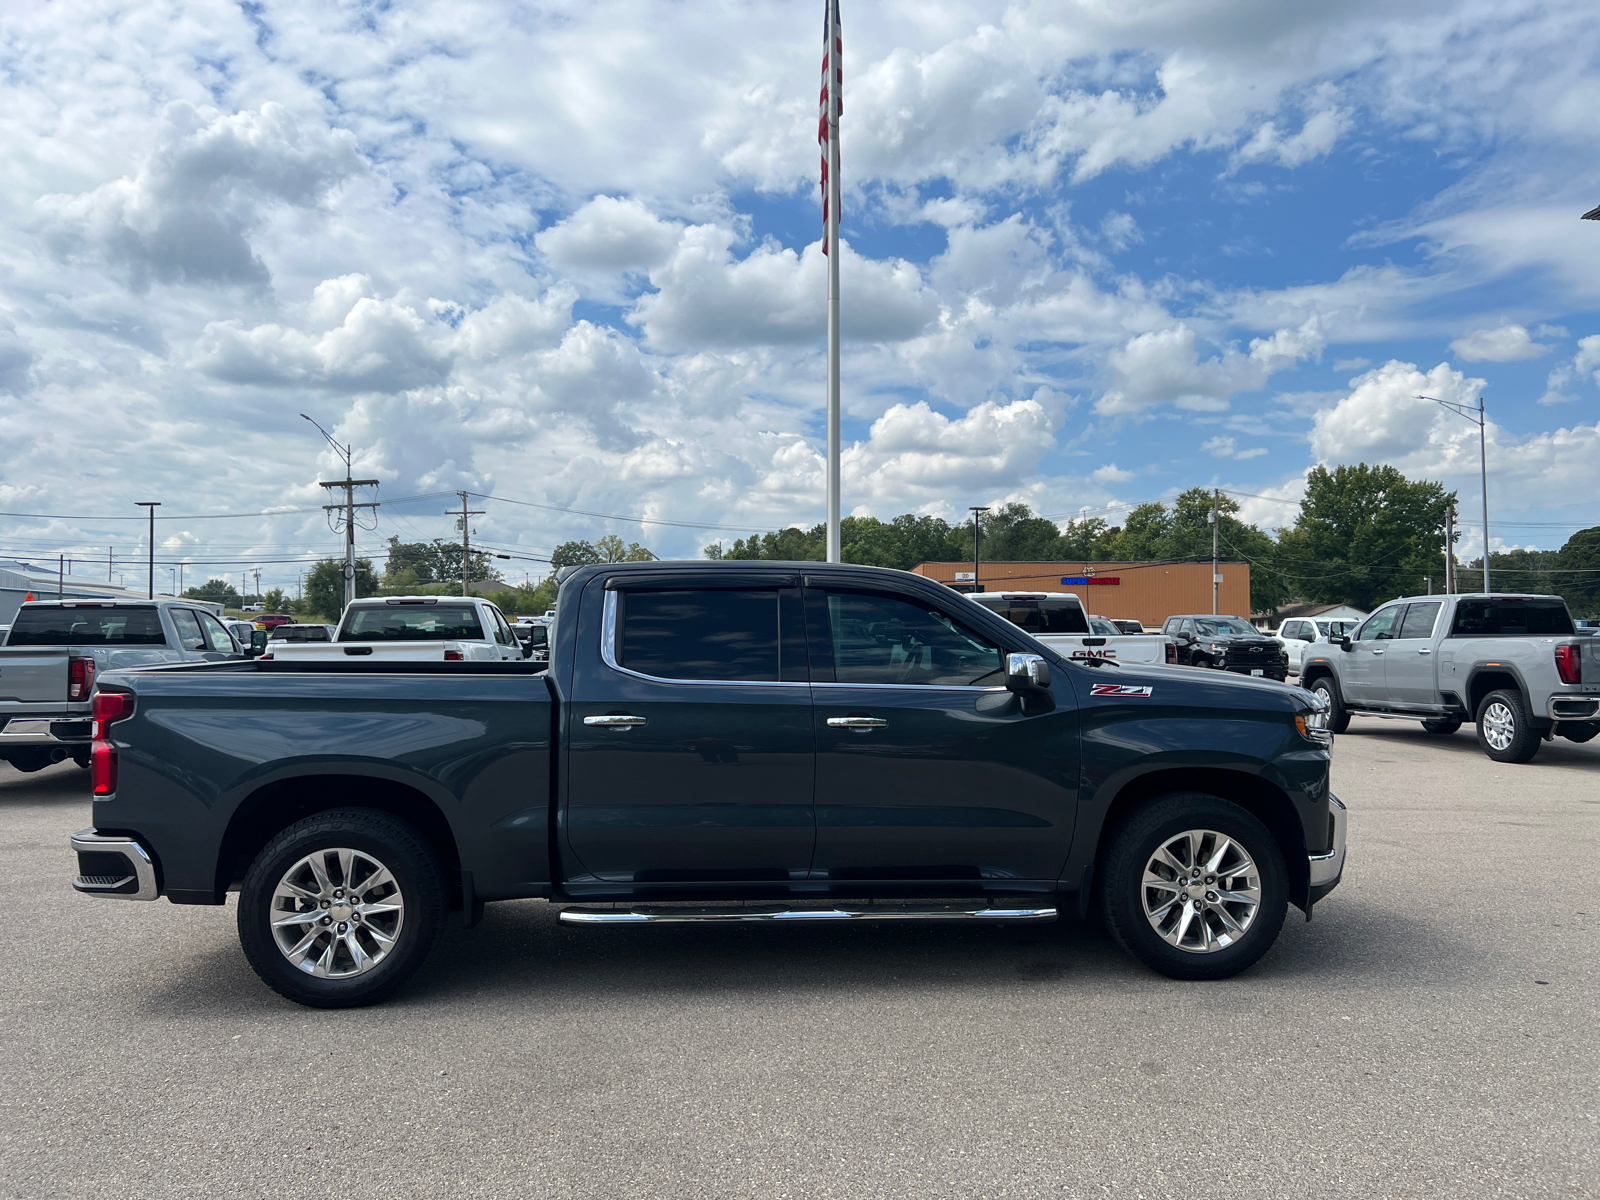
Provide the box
[2,720,1597,1200]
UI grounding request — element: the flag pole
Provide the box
[824,0,842,563]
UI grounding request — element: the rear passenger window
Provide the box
[620,590,780,681]
[1398,602,1441,640]
[821,592,1003,687]
[169,609,206,651]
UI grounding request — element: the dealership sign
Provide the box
[1061,576,1120,586]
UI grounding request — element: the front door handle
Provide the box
[584,715,647,728]
[1372,649,1385,655]
[1417,647,1431,654]
[827,716,887,728]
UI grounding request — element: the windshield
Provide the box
[341,605,485,641]
[5,605,166,646]
[1194,618,1256,637]
[1089,618,1120,636]
[270,625,331,642]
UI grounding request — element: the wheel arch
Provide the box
[216,774,461,901]
[1465,666,1531,720]
[1088,768,1310,913]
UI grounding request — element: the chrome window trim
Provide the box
[812,681,1009,693]
[600,588,806,689]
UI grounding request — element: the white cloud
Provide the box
[1231,107,1350,171]
[1575,334,1600,375]
[1449,323,1550,362]
[1201,435,1268,460]
[629,226,937,352]
[36,102,363,291]
[1309,360,1485,466]
[1097,318,1323,415]
[1091,463,1136,484]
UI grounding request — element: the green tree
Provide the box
[1274,464,1454,611]
[304,558,378,621]
[1103,502,1173,561]
[551,540,604,569]
[262,587,286,613]
[1553,527,1600,616]
[594,534,655,563]
[384,536,502,587]
[183,578,243,608]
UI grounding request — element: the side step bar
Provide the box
[559,903,1058,925]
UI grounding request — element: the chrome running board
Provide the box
[559,902,1058,925]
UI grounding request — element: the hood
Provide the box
[1067,658,1311,711]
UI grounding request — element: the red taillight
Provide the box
[68,656,96,701]
[1556,643,1582,685]
[1166,642,1176,664]
[444,649,464,661]
[91,691,134,797]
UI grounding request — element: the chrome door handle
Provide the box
[1417,647,1431,654]
[1372,649,1385,655]
[584,715,647,727]
[827,716,887,728]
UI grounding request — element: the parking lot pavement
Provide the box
[1,722,1596,1200]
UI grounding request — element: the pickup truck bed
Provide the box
[72,561,1345,1007]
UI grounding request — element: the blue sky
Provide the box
[1,0,1599,591]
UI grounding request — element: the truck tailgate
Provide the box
[1037,634,1171,664]
[0,649,69,708]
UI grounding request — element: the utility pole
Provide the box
[969,506,986,594]
[303,415,379,614]
[1211,489,1220,615]
[1444,505,1456,594]
[451,492,487,597]
[135,502,159,598]
[57,554,63,600]
[1419,394,1490,593]
[108,545,113,583]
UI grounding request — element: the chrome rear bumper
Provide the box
[1548,697,1600,721]
[70,830,160,901]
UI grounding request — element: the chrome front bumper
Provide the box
[1308,792,1348,889]
[70,829,160,901]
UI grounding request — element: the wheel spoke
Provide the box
[268,846,405,979]
[1142,828,1260,955]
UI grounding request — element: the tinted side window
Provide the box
[620,589,780,682]
[823,591,1003,687]
[169,609,206,651]
[1357,606,1401,641]
[1038,601,1090,634]
[1180,619,1196,636]
[1399,602,1441,640]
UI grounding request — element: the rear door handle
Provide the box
[1372,649,1385,655]
[827,716,887,728]
[1417,647,1431,654]
[584,715,647,728]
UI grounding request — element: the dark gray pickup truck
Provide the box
[71,561,1346,1007]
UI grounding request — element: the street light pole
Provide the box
[968,506,986,594]
[1418,395,1490,593]
[135,502,160,598]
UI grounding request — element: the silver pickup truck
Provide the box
[1298,592,1598,763]
[0,599,245,772]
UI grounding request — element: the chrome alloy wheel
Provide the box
[1140,829,1261,953]
[1481,701,1516,751]
[269,848,405,978]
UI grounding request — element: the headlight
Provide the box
[1295,705,1332,745]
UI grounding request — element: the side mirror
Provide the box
[1006,652,1050,691]
[522,639,534,659]
[244,629,270,659]
[1337,636,1353,652]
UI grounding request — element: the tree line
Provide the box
[181,461,1600,622]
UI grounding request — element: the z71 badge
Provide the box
[1090,683,1154,697]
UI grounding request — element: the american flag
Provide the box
[819,0,841,252]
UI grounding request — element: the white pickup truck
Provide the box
[1273,616,1359,676]
[969,591,1175,665]
[263,596,531,663]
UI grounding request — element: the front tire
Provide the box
[238,809,446,1008]
[1421,716,1462,736]
[1475,689,1540,764]
[1308,676,1349,734]
[1101,793,1288,981]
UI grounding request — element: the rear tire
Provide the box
[1420,717,1462,736]
[1475,689,1540,764]
[1308,676,1349,734]
[238,808,446,1008]
[1101,793,1288,981]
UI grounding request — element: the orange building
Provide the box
[911,560,1251,630]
